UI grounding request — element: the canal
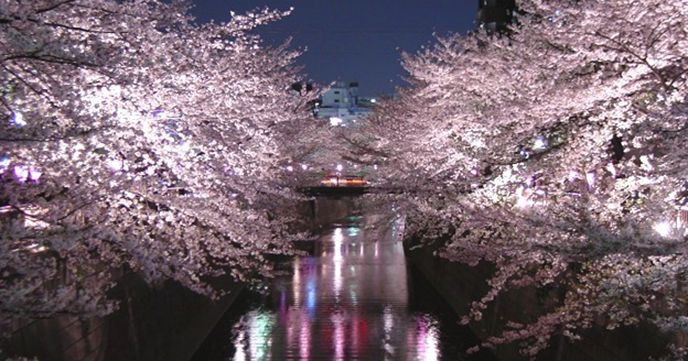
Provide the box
[192,206,496,361]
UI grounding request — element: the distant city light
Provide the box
[10,111,26,127]
[336,164,343,172]
[371,98,377,103]
[0,155,10,174]
[533,136,547,150]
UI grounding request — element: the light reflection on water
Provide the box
[192,215,494,361]
[224,222,448,361]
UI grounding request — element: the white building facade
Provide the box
[314,81,375,127]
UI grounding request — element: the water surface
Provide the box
[193,214,495,361]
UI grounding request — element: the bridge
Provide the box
[300,186,405,197]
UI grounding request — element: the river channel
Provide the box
[192,206,496,361]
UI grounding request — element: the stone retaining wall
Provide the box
[3,273,243,361]
[405,243,669,361]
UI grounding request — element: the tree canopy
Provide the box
[1,0,310,332]
[366,0,688,357]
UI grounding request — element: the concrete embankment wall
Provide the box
[405,243,669,361]
[3,273,243,361]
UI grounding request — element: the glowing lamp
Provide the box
[533,136,547,150]
[10,111,26,127]
[0,155,10,173]
[14,165,29,182]
[654,221,673,238]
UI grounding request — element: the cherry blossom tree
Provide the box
[1,0,310,334]
[277,97,384,188]
[370,0,688,358]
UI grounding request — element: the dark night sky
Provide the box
[190,1,478,96]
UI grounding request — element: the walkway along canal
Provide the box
[192,199,496,360]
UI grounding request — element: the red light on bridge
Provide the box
[320,175,369,187]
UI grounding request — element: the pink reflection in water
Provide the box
[222,219,458,361]
[300,310,310,360]
[415,315,440,361]
[333,227,344,298]
[292,258,301,307]
[234,329,247,361]
[332,311,345,360]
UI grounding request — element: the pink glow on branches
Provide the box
[0,0,312,342]
[366,0,688,357]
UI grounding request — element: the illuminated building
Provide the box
[314,81,376,127]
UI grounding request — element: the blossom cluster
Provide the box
[368,0,688,358]
[1,0,309,335]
